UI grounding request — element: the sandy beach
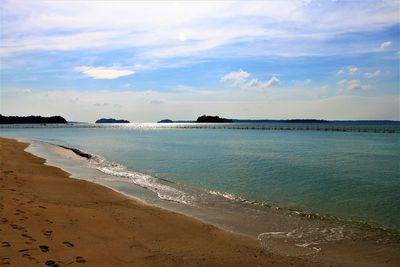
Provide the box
[0,137,318,267]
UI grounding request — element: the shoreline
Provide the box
[43,142,400,236]
[0,137,317,266]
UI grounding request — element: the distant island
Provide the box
[0,114,67,124]
[156,116,399,125]
[158,119,173,123]
[157,116,332,124]
[157,119,193,123]
[196,115,233,123]
[95,118,130,123]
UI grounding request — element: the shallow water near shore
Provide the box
[1,123,400,266]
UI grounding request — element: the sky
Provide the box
[0,0,399,122]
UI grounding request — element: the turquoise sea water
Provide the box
[1,123,399,232]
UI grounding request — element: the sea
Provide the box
[1,122,399,266]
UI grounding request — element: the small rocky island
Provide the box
[196,115,233,123]
[0,114,67,124]
[157,119,173,123]
[95,118,130,123]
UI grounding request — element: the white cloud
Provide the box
[337,69,345,75]
[261,76,280,89]
[338,66,359,76]
[349,67,358,75]
[364,70,381,79]
[337,79,371,91]
[222,70,279,90]
[347,80,362,90]
[221,70,250,85]
[22,88,32,93]
[380,41,392,49]
[75,66,135,79]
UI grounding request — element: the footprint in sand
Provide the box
[1,241,10,247]
[43,230,53,238]
[21,253,35,261]
[21,233,30,238]
[39,245,49,252]
[62,241,74,248]
[75,256,86,263]
[15,209,25,214]
[21,233,36,242]
[45,260,59,267]
[0,257,10,266]
[45,260,54,265]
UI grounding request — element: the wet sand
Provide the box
[0,137,319,267]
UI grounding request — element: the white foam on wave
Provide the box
[87,153,195,205]
[258,225,347,255]
[208,189,248,202]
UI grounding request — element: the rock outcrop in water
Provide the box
[95,118,130,123]
[0,114,67,124]
[196,115,233,123]
[58,145,92,159]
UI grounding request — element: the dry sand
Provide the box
[0,137,319,266]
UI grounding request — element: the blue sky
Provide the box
[1,0,399,122]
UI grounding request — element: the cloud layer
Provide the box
[1,1,399,121]
[1,1,399,59]
[75,66,135,79]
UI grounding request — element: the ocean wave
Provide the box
[208,189,280,209]
[57,144,194,205]
[257,226,346,255]
[258,226,346,246]
[91,154,195,205]
[208,190,244,201]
